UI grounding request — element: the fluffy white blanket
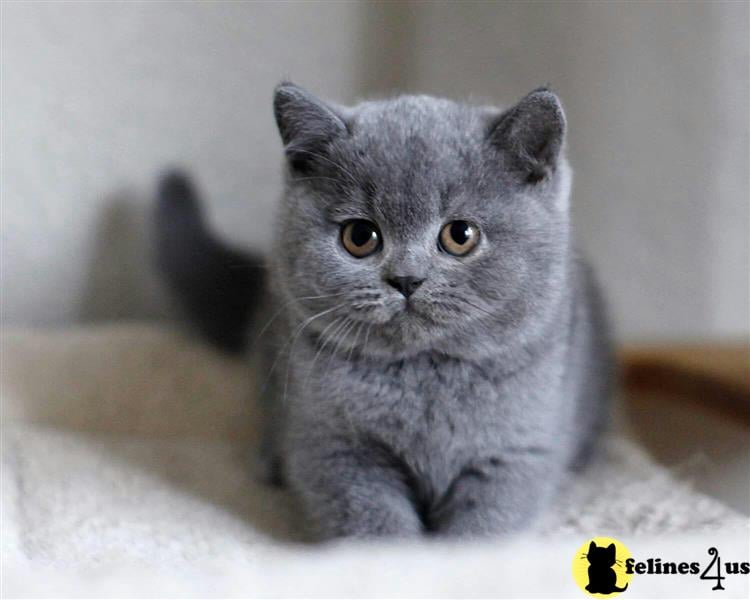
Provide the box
[1,325,747,597]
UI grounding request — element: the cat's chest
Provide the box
[313,351,508,447]
[292,342,566,494]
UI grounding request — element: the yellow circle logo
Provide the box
[572,537,634,597]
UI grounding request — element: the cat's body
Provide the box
[156,84,614,539]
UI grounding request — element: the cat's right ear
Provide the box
[589,541,596,553]
[273,82,349,172]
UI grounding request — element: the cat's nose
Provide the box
[386,275,425,298]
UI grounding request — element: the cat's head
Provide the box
[271,82,572,358]
[587,541,617,567]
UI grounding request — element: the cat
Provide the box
[155,82,615,539]
[585,541,629,594]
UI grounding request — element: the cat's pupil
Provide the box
[351,221,375,246]
[450,221,471,245]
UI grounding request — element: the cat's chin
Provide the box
[363,311,452,357]
[384,305,434,331]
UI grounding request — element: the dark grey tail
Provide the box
[154,170,265,353]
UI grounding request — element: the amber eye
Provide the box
[439,220,480,256]
[341,220,381,258]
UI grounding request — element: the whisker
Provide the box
[351,302,379,313]
[431,301,462,315]
[361,322,374,357]
[302,316,347,389]
[326,317,360,439]
[347,320,365,362]
[289,175,345,186]
[281,305,352,406]
[283,147,359,186]
[263,302,347,390]
[253,291,348,346]
[324,317,357,375]
[455,296,497,319]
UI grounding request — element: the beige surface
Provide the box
[2,324,748,597]
[622,344,750,393]
[1,324,255,439]
[618,343,750,515]
[3,424,748,598]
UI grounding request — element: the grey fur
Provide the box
[253,83,615,540]
[156,83,614,539]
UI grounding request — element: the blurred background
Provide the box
[1,3,749,570]
[2,0,748,342]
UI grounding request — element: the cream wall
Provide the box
[373,1,749,341]
[2,1,367,324]
[2,1,748,341]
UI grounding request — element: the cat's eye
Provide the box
[439,220,480,256]
[341,220,381,258]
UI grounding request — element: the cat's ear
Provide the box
[607,544,616,555]
[589,541,597,553]
[488,88,566,185]
[273,82,349,172]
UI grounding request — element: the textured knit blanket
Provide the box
[1,325,747,597]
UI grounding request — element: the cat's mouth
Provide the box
[392,296,422,317]
[386,297,439,326]
[404,299,419,314]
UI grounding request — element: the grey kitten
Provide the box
[156,82,615,539]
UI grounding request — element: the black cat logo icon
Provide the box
[572,537,634,597]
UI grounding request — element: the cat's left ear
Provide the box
[607,544,616,554]
[488,88,566,184]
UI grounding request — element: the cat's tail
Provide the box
[154,170,266,353]
[613,583,628,592]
